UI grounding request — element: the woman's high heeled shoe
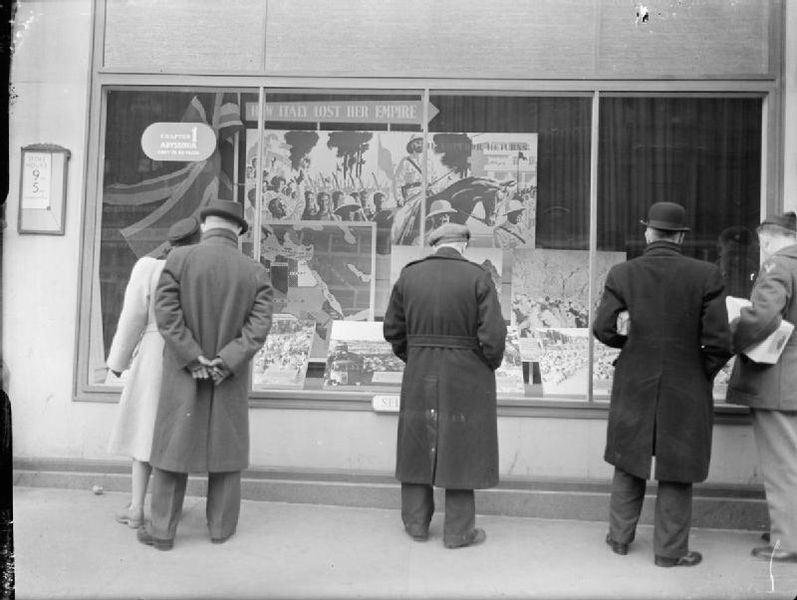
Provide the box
[115,503,144,529]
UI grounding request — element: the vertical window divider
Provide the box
[253,87,266,262]
[587,90,600,403]
[760,93,769,224]
[420,88,431,245]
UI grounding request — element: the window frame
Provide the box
[74,74,777,418]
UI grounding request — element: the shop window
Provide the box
[86,88,258,386]
[246,91,423,392]
[429,94,593,401]
[594,96,762,400]
[81,89,762,406]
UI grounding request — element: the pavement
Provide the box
[10,485,797,600]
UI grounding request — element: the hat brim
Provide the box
[200,208,249,234]
[640,219,690,232]
[334,203,361,214]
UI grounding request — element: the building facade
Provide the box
[6,0,797,523]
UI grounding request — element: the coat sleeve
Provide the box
[383,278,408,362]
[217,267,274,374]
[154,252,205,370]
[700,265,733,378]
[106,258,153,372]
[592,267,628,349]
[476,272,507,371]
[731,258,791,352]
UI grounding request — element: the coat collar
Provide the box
[643,240,683,256]
[201,228,240,247]
[431,246,466,260]
[774,243,797,260]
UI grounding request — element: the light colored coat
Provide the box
[726,243,797,410]
[106,256,166,461]
[150,229,273,474]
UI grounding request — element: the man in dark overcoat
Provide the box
[383,223,506,549]
[138,199,273,550]
[593,202,731,567]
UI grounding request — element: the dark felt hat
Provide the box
[640,202,690,232]
[759,211,797,232]
[167,216,200,245]
[199,199,248,234]
[428,223,470,246]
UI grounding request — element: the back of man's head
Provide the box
[646,227,684,244]
[757,212,797,240]
[201,215,242,235]
[429,223,470,253]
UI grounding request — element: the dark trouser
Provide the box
[609,467,693,559]
[147,467,241,541]
[401,483,475,546]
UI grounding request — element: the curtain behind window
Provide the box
[598,97,761,294]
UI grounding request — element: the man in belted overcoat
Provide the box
[593,202,732,567]
[138,199,273,551]
[383,223,506,549]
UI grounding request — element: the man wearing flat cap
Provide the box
[726,211,797,563]
[384,223,506,549]
[139,199,274,551]
[593,202,732,567]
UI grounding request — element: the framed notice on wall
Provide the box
[18,144,70,234]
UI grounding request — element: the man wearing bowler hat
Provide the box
[593,202,731,567]
[726,211,797,563]
[138,199,273,550]
[384,223,506,549]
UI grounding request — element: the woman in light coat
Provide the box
[106,217,200,528]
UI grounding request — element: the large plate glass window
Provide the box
[247,90,423,394]
[429,93,593,401]
[85,87,257,388]
[594,96,762,401]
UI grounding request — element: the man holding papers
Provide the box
[726,211,797,563]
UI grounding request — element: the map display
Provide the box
[511,249,626,335]
[260,221,376,359]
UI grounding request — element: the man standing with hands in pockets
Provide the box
[384,223,506,549]
[137,199,273,551]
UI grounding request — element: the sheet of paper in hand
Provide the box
[616,310,629,336]
[726,296,794,364]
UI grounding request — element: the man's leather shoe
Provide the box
[444,528,486,549]
[751,546,797,562]
[137,526,174,551]
[654,551,702,567]
[404,525,429,542]
[605,534,628,555]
